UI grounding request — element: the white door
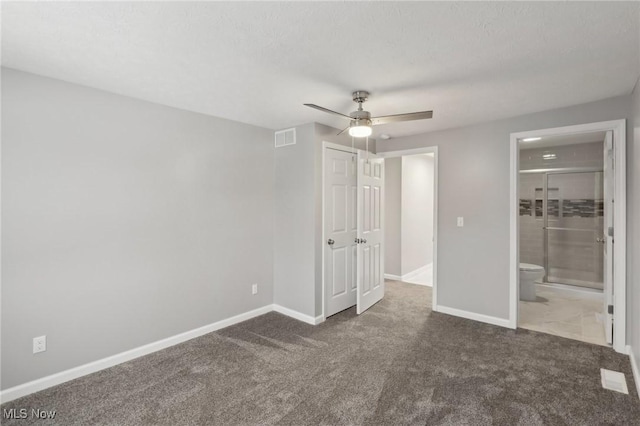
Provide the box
[603,130,614,344]
[356,151,385,314]
[324,148,358,317]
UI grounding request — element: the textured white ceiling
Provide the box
[2,2,639,138]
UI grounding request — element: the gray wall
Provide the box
[273,123,316,317]
[384,158,402,276]
[401,154,435,275]
[631,78,640,372]
[376,95,633,321]
[1,69,275,389]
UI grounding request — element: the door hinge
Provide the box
[608,305,614,315]
[608,227,614,237]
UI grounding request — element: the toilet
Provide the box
[519,263,545,301]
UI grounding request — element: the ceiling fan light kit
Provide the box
[304,90,433,137]
[349,120,373,137]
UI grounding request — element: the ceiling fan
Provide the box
[304,91,433,137]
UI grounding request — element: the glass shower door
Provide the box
[544,171,604,289]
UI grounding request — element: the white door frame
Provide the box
[509,120,626,354]
[376,146,439,311]
[322,141,360,320]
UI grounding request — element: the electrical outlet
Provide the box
[33,335,46,354]
[457,217,464,227]
[252,283,258,295]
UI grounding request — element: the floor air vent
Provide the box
[600,368,629,394]
[275,128,296,148]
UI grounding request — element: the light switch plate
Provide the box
[457,217,464,227]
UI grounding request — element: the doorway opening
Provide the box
[509,120,626,353]
[383,153,435,287]
[378,146,438,310]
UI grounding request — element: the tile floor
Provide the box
[519,284,608,346]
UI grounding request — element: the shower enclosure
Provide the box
[520,168,604,290]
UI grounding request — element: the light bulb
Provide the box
[349,125,372,138]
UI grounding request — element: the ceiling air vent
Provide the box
[275,128,296,148]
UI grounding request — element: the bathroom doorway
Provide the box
[509,120,626,353]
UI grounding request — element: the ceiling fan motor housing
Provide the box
[350,110,371,121]
[352,90,369,104]
[350,118,372,128]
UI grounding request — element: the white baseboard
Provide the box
[273,304,323,325]
[628,345,640,401]
[385,263,433,283]
[0,304,276,404]
[403,263,432,281]
[405,281,433,288]
[435,305,511,328]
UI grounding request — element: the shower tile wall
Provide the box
[519,141,604,289]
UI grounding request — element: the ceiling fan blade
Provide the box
[337,126,350,136]
[371,111,433,125]
[304,104,353,120]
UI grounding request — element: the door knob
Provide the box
[327,239,335,246]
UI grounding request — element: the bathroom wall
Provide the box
[519,141,605,288]
[519,141,605,170]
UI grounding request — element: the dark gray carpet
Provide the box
[2,281,639,425]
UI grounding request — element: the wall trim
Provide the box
[629,345,640,401]
[385,264,433,286]
[435,305,511,328]
[273,304,324,325]
[0,303,325,404]
[402,264,426,280]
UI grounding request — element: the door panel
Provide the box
[357,151,385,314]
[331,247,347,296]
[331,185,347,232]
[324,148,358,317]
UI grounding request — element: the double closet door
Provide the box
[324,147,385,317]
